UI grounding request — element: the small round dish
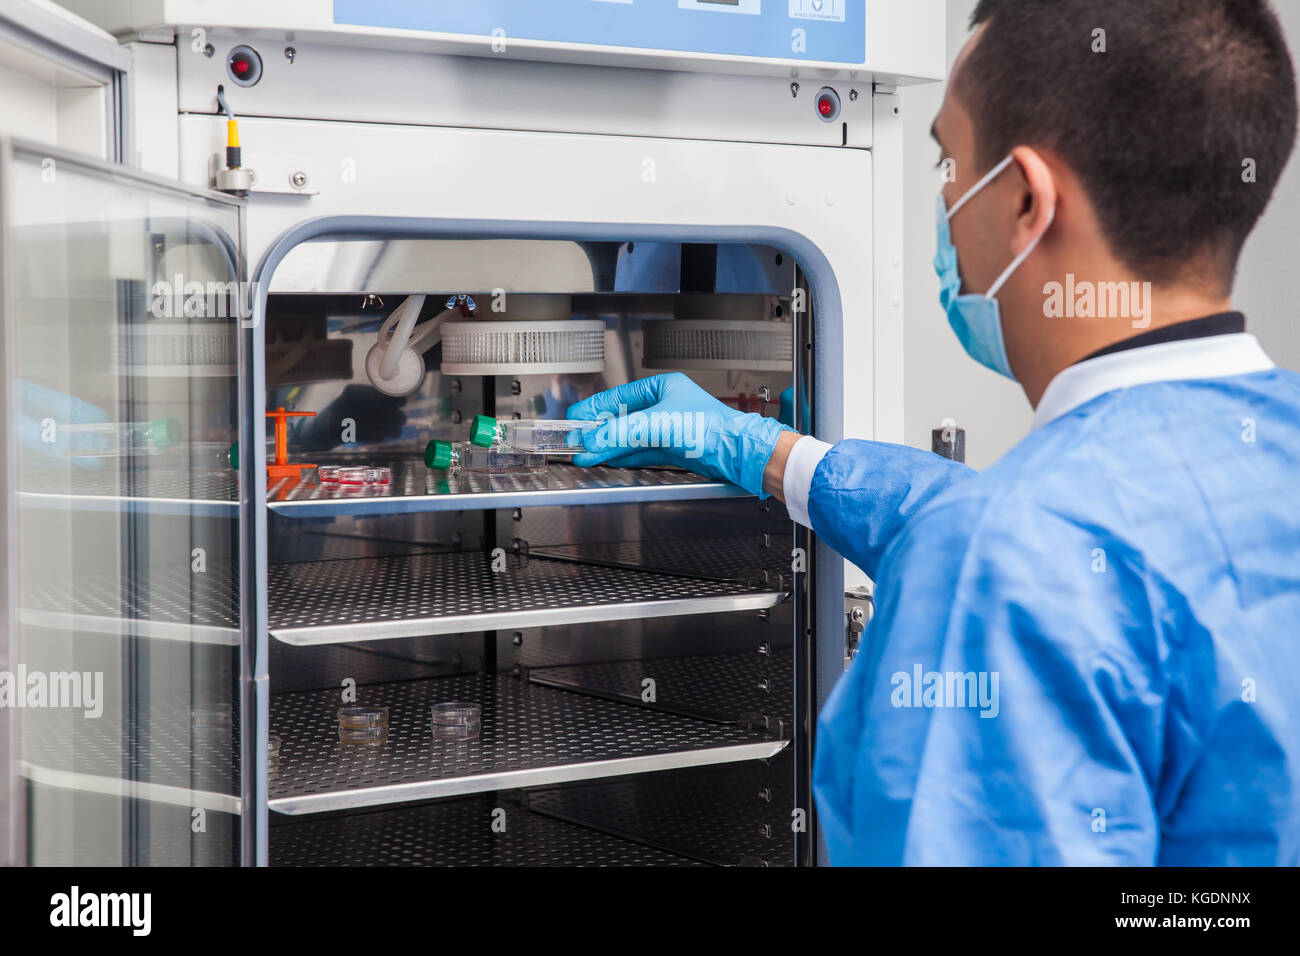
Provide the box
[431,701,481,740]
[338,706,389,744]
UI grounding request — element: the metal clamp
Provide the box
[844,585,873,670]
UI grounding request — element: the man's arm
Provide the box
[570,373,976,580]
[785,435,975,580]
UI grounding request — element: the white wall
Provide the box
[900,0,1027,470]
[899,0,1300,469]
[1234,2,1300,373]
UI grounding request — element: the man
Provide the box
[569,0,1300,865]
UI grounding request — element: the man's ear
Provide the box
[1009,146,1057,255]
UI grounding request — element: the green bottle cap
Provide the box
[150,416,182,451]
[469,414,499,449]
[425,439,455,470]
[229,441,238,469]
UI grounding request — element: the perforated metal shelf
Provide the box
[21,559,240,645]
[19,467,237,515]
[267,674,787,814]
[20,698,240,814]
[270,800,705,867]
[532,535,795,585]
[527,757,797,867]
[268,551,785,646]
[529,649,794,729]
[267,460,747,516]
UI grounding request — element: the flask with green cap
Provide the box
[467,414,599,455]
[58,416,182,458]
[425,439,547,476]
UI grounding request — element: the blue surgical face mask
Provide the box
[934,154,1055,379]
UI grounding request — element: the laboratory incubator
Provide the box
[0,0,943,866]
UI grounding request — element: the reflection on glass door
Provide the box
[1,141,245,865]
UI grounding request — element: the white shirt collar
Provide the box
[1032,332,1275,430]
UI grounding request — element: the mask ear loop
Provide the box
[945,154,1015,219]
[986,204,1057,299]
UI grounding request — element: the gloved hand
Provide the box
[17,378,109,469]
[566,372,791,497]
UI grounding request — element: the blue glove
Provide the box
[17,378,109,469]
[566,372,791,498]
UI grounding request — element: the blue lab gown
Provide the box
[810,369,1300,865]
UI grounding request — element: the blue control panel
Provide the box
[333,0,866,65]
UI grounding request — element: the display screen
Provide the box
[332,0,866,64]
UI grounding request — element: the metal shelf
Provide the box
[528,649,794,729]
[18,467,238,515]
[20,699,240,814]
[268,551,785,646]
[531,534,795,586]
[271,799,705,866]
[21,560,240,645]
[267,674,787,814]
[527,758,796,867]
[267,460,747,516]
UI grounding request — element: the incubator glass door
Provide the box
[0,140,246,865]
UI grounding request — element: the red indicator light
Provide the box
[818,97,834,116]
[227,45,262,86]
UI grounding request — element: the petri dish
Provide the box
[431,701,481,740]
[336,466,391,486]
[338,706,389,744]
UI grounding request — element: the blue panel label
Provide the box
[333,0,866,64]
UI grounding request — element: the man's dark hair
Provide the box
[959,0,1298,290]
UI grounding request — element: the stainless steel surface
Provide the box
[22,557,239,640]
[267,510,480,564]
[255,242,805,861]
[270,799,704,867]
[528,649,794,728]
[530,534,795,586]
[238,191,266,868]
[268,551,785,646]
[791,265,817,867]
[501,609,790,671]
[267,238,616,295]
[267,675,787,814]
[505,497,792,551]
[526,756,796,866]
[267,460,746,516]
[20,696,238,801]
[18,610,238,646]
[266,238,795,297]
[269,637,480,694]
[19,468,237,516]
[21,763,241,816]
